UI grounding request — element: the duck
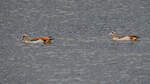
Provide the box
[109,31,139,41]
[21,34,53,45]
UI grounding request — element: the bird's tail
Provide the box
[130,36,139,41]
[49,36,54,40]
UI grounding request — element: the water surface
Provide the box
[1,0,150,84]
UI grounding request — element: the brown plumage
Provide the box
[21,34,53,45]
[129,36,138,41]
[109,32,139,41]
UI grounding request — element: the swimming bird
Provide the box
[109,32,139,41]
[21,34,53,45]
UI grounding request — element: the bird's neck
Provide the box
[25,37,31,41]
[113,33,119,40]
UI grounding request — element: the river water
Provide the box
[1,0,150,84]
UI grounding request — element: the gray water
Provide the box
[1,0,150,84]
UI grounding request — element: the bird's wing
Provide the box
[39,37,50,40]
[31,38,40,41]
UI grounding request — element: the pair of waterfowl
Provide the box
[22,32,139,45]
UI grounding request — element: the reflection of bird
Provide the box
[21,34,53,45]
[109,32,139,41]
